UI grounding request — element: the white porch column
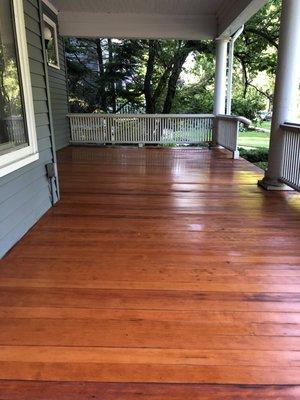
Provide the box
[213,38,229,116]
[259,0,300,189]
[213,38,229,145]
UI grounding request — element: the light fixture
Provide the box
[44,25,52,48]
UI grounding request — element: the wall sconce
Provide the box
[44,25,52,49]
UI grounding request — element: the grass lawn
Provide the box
[238,122,271,150]
[259,121,272,130]
[238,130,270,149]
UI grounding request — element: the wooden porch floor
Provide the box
[1,146,300,398]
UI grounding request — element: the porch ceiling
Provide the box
[49,0,268,40]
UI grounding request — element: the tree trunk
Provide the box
[152,67,172,107]
[163,44,191,114]
[95,38,107,112]
[144,40,157,113]
[107,39,117,113]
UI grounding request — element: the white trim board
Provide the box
[42,0,58,15]
[43,13,60,69]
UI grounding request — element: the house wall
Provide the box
[43,3,70,150]
[0,0,57,258]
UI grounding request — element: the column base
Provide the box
[233,150,239,160]
[258,177,293,191]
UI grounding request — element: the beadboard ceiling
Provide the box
[51,0,224,15]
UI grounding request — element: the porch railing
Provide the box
[214,115,251,159]
[280,123,300,191]
[2,116,26,146]
[67,114,214,145]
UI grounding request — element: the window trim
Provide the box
[42,0,58,15]
[43,14,60,70]
[0,0,39,178]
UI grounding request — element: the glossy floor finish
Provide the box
[1,146,300,398]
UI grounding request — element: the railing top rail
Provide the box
[216,114,251,126]
[67,113,214,118]
[280,122,300,133]
[3,116,23,120]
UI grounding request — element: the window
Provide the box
[43,14,60,69]
[0,0,38,177]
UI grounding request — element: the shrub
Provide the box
[238,147,269,170]
[239,147,268,162]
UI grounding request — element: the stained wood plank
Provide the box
[1,287,300,312]
[0,382,299,400]
[1,306,300,324]
[1,362,300,384]
[1,346,300,367]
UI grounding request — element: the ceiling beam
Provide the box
[58,12,217,40]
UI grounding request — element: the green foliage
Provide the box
[171,84,214,114]
[239,147,269,163]
[232,89,266,120]
[239,147,269,170]
[236,0,280,76]
[65,38,146,113]
[255,161,268,170]
[171,52,215,113]
[231,0,281,118]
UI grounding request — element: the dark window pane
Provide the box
[45,20,59,67]
[0,0,28,156]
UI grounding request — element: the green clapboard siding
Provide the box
[43,3,70,150]
[0,0,55,257]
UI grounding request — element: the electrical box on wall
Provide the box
[46,162,57,179]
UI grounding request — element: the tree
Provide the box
[65,38,145,113]
[143,40,195,113]
[65,37,213,114]
[232,0,281,115]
